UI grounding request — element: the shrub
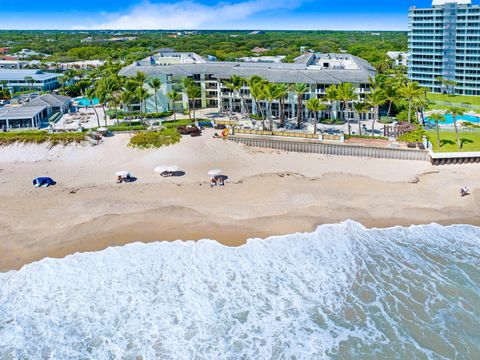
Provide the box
[397,127,426,143]
[0,131,85,145]
[345,134,388,140]
[106,110,173,119]
[129,128,181,149]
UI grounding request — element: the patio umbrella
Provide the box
[155,165,179,173]
[97,127,108,132]
[115,170,130,177]
[208,169,222,176]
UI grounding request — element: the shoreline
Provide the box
[1,132,479,271]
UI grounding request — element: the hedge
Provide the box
[0,131,85,145]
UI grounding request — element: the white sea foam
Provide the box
[1,221,479,359]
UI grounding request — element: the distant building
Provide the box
[0,69,61,93]
[251,47,270,54]
[248,31,265,35]
[387,51,408,67]
[50,60,105,70]
[238,55,286,63]
[408,0,480,95]
[13,49,49,59]
[0,48,10,55]
[107,37,137,42]
[0,60,29,70]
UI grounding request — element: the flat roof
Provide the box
[119,53,375,84]
[0,69,60,81]
[0,105,47,120]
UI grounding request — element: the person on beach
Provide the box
[117,175,123,184]
[210,177,217,188]
[219,177,224,186]
[460,186,470,197]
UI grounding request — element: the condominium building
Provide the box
[408,0,480,95]
[119,50,376,119]
[0,69,61,93]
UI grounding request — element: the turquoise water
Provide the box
[1,221,479,359]
[77,97,99,106]
[426,113,480,125]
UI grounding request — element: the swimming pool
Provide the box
[425,113,480,125]
[77,97,99,106]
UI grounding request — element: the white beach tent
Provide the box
[208,169,222,176]
[154,165,179,173]
[115,170,131,177]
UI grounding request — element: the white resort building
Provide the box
[119,50,376,120]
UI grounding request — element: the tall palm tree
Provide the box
[186,85,201,121]
[135,87,150,125]
[134,71,146,85]
[147,78,162,113]
[275,83,289,128]
[104,76,121,123]
[447,107,465,151]
[229,75,246,114]
[24,76,35,91]
[366,88,387,138]
[85,87,100,127]
[222,80,236,120]
[95,87,109,127]
[292,83,309,129]
[353,101,368,136]
[181,77,195,120]
[246,76,263,116]
[335,83,355,135]
[399,81,424,123]
[306,98,327,135]
[383,83,397,119]
[167,90,181,121]
[430,112,446,149]
[119,91,133,127]
[262,82,278,131]
[325,85,338,122]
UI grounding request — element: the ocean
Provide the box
[0,221,479,359]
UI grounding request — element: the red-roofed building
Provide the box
[0,48,10,55]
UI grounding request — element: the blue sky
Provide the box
[0,0,438,30]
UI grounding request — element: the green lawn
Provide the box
[426,131,480,152]
[427,93,480,107]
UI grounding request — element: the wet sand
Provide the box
[1,130,479,271]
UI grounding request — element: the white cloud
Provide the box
[75,0,305,30]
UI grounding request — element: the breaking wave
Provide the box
[1,221,479,359]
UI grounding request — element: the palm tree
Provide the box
[262,82,278,131]
[399,81,424,123]
[186,85,201,121]
[86,87,100,127]
[24,76,35,91]
[246,75,264,116]
[104,76,121,123]
[292,83,309,129]
[229,75,246,114]
[167,90,181,121]
[222,80,236,120]
[248,76,267,119]
[325,85,338,122]
[383,83,397,119]
[275,83,289,128]
[430,112,446,149]
[181,77,195,120]
[119,91,133,127]
[135,87,150,124]
[335,83,355,135]
[366,88,387,138]
[134,71,146,85]
[353,101,368,136]
[95,87,109,127]
[306,98,327,135]
[147,78,162,113]
[447,107,465,151]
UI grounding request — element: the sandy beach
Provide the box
[1,129,479,271]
